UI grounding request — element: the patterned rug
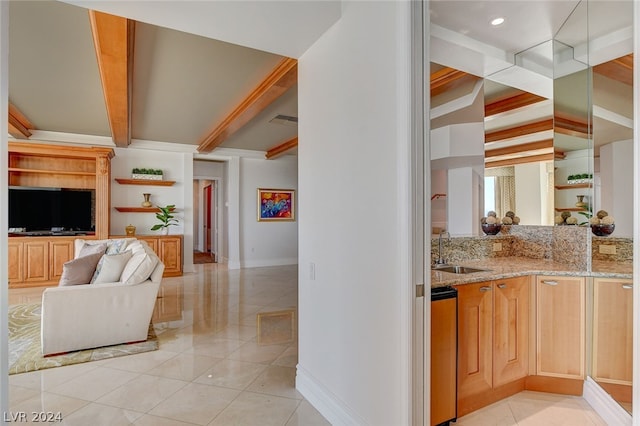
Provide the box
[8,303,158,375]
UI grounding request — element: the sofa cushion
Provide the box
[120,241,160,285]
[58,252,104,286]
[93,251,133,284]
[90,239,132,283]
[78,242,107,258]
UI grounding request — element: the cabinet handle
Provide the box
[542,280,558,286]
[479,286,492,292]
[497,283,506,289]
[622,284,633,289]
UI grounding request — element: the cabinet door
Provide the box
[493,276,529,387]
[49,239,73,281]
[593,278,633,385]
[431,295,457,425]
[23,241,49,282]
[158,236,182,276]
[457,281,493,399]
[536,276,585,379]
[8,241,24,283]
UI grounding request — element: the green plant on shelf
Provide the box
[132,168,163,175]
[151,205,178,231]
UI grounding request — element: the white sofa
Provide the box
[41,238,164,356]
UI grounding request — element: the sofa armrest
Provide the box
[41,280,160,355]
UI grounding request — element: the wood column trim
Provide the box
[8,103,33,139]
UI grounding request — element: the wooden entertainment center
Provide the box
[8,142,182,288]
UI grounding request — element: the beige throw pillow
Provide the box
[93,251,133,284]
[120,241,160,285]
[58,252,104,286]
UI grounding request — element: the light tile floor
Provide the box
[454,390,607,426]
[8,264,609,425]
[8,263,329,426]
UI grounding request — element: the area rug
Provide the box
[8,303,158,375]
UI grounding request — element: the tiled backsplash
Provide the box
[431,225,630,270]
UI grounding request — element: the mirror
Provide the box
[430,0,634,415]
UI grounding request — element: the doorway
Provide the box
[193,178,220,265]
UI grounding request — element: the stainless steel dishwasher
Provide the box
[431,286,457,426]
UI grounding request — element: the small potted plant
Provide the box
[151,205,178,235]
[132,168,164,181]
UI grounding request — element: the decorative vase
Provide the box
[575,195,587,208]
[591,224,615,236]
[481,223,502,235]
[160,227,169,236]
[141,193,152,207]
[125,224,136,236]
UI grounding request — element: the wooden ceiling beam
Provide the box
[593,54,633,86]
[265,137,298,160]
[485,92,547,117]
[554,113,591,139]
[89,10,135,147]
[485,153,555,169]
[197,58,298,153]
[485,118,553,143]
[485,139,553,158]
[8,103,33,139]
[430,67,477,97]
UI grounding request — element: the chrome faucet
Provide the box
[435,230,450,266]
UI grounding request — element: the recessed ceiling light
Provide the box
[491,17,505,26]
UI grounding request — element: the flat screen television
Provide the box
[9,188,94,233]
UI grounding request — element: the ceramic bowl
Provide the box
[481,223,502,235]
[591,224,615,236]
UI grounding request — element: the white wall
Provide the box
[515,162,550,225]
[239,155,298,268]
[111,147,194,271]
[0,1,9,415]
[600,140,633,237]
[297,1,411,424]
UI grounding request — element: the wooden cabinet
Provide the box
[457,276,529,413]
[536,275,585,379]
[8,241,24,283]
[49,239,74,281]
[9,237,77,287]
[592,278,633,385]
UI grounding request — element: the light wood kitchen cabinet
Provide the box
[457,276,529,409]
[536,275,585,379]
[592,278,633,385]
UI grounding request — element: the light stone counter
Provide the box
[431,257,632,288]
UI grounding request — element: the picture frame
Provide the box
[257,188,295,221]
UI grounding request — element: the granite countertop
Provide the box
[431,257,632,288]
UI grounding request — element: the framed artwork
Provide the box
[257,188,295,221]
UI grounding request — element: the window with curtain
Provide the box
[485,166,515,218]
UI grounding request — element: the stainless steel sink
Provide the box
[433,265,489,274]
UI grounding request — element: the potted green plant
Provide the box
[151,205,178,235]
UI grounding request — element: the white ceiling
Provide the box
[8,0,341,154]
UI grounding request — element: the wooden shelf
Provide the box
[555,207,588,212]
[555,184,592,190]
[115,178,175,186]
[9,167,96,177]
[114,206,176,213]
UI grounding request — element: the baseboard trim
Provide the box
[583,376,631,426]
[296,365,366,425]
[240,258,298,268]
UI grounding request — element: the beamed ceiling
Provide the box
[8,1,299,158]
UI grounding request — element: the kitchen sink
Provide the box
[433,265,489,274]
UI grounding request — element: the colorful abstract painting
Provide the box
[257,189,295,221]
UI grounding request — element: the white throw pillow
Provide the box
[93,251,133,284]
[90,239,131,283]
[120,241,159,285]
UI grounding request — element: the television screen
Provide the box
[9,188,93,232]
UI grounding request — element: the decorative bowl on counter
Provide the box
[591,223,615,237]
[481,223,502,235]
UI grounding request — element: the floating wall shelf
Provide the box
[114,207,176,213]
[115,178,175,186]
